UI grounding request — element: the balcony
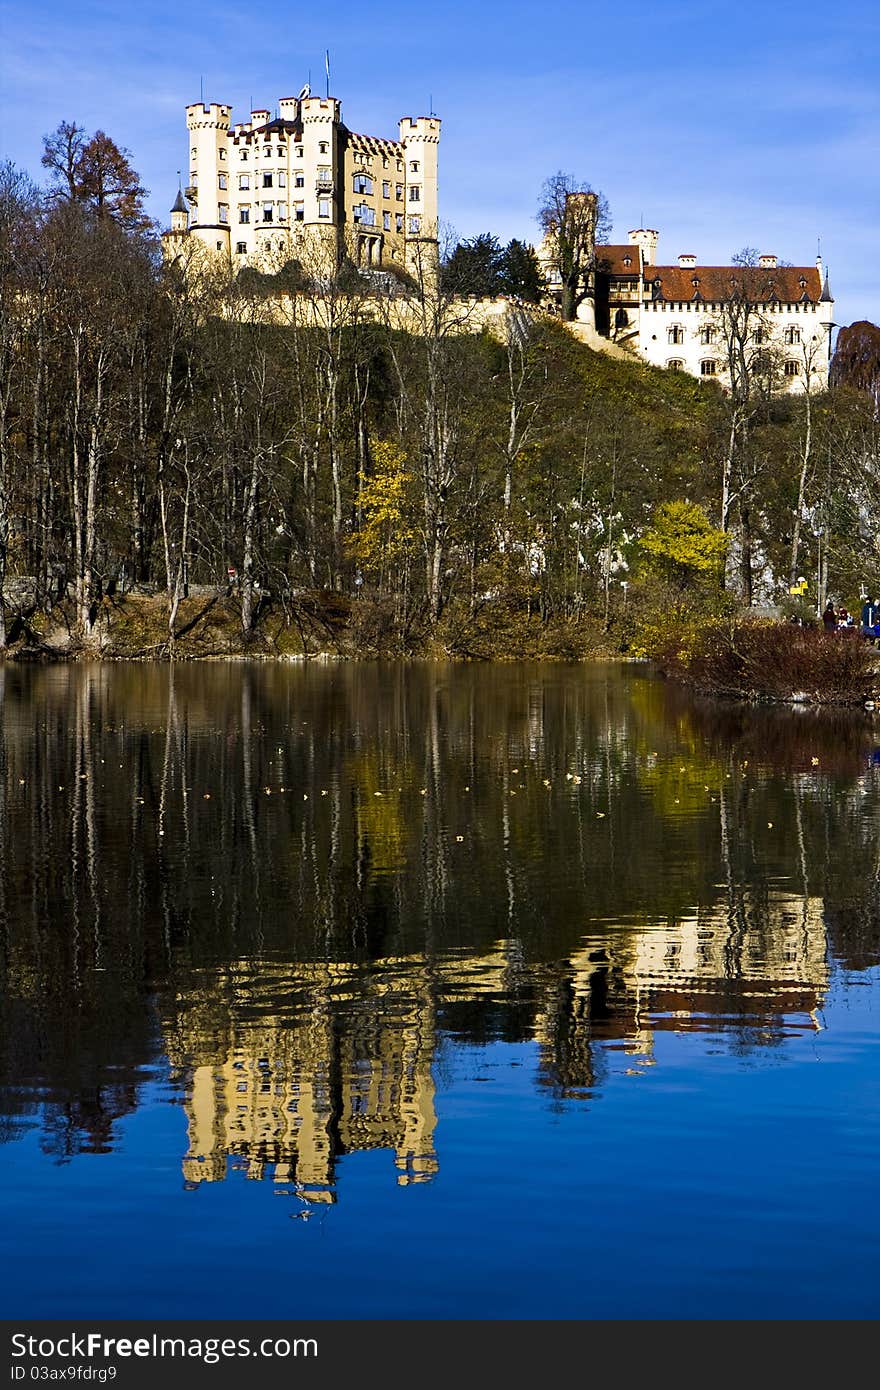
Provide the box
[184,185,198,203]
[315,176,334,194]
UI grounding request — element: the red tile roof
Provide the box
[645,264,823,304]
[594,249,824,303]
[595,244,640,273]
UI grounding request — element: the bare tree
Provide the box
[537,173,612,322]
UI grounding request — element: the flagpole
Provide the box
[325,49,330,98]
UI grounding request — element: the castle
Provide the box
[164,88,440,278]
[544,223,836,392]
[163,90,835,392]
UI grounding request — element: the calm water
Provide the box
[1,661,879,1319]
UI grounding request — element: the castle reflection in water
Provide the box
[166,891,828,1201]
[1,661,874,1202]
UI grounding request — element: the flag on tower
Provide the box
[325,50,330,96]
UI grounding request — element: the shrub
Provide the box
[666,618,878,704]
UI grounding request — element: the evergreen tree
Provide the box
[497,239,542,302]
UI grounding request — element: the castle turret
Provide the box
[399,115,441,280]
[628,227,658,266]
[818,265,835,361]
[170,187,188,233]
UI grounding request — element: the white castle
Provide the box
[164,87,440,278]
[163,89,835,392]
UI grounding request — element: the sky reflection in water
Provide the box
[1,662,879,1318]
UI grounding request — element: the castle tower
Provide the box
[185,101,232,255]
[399,116,441,281]
[299,96,342,271]
[628,227,658,266]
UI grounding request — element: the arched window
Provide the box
[667,359,684,371]
[700,359,717,377]
[668,325,684,345]
[700,325,715,345]
[784,326,801,345]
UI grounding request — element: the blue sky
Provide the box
[1,0,878,327]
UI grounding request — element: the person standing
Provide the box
[823,601,837,632]
[861,595,879,636]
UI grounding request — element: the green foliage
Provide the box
[638,501,727,588]
[441,235,543,303]
[496,239,543,303]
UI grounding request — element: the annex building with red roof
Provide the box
[549,225,835,392]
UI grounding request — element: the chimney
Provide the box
[251,108,270,128]
[678,254,696,268]
[759,254,777,269]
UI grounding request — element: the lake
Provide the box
[1,661,879,1319]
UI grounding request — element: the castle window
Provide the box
[409,185,421,202]
[353,174,373,195]
[700,325,716,345]
[218,204,228,223]
[408,214,421,234]
[784,360,801,376]
[752,327,764,344]
[239,207,250,223]
[353,203,375,226]
[319,141,329,154]
[219,149,226,160]
[668,325,684,345]
[410,160,420,173]
[278,171,286,188]
[382,156,389,168]
[396,183,403,200]
[277,146,284,157]
[382,180,390,198]
[623,255,632,267]
[191,147,197,160]
[236,241,247,255]
[295,173,304,188]
[383,211,391,231]
[263,203,273,222]
[240,150,248,161]
[667,359,683,371]
[395,213,403,232]
[318,198,330,218]
[295,146,303,159]
[218,174,227,190]
[294,204,304,221]
[263,173,273,188]
[700,359,717,376]
[277,204,286,220]
[397,160,403,172]
[239,174,250,190]
[784,326,801,345]
[189,172,198,187]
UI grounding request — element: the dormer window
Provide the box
[692,276,700,287]
[623,254,632,268]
